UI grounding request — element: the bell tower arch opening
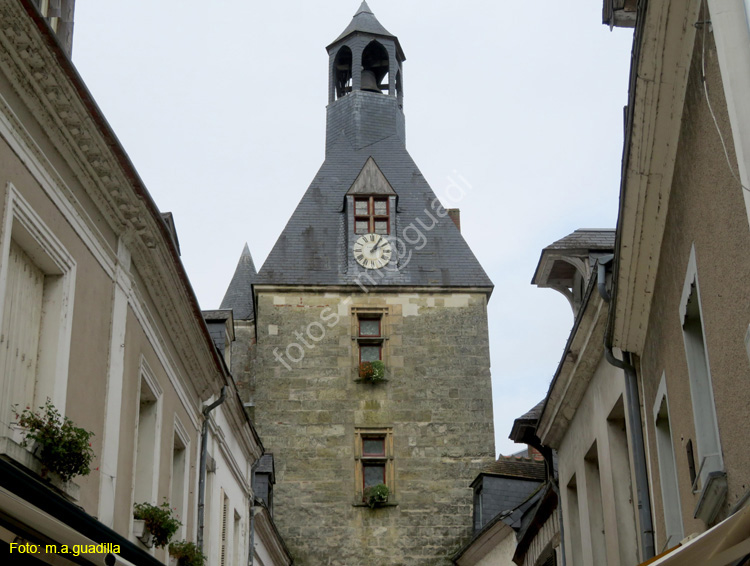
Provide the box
[334,46,353,100]
[361,40,389,94]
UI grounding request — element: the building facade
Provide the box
[0,2,290,565]
[603,0,750,562]
[222,3,496,564]
[522,1,750,564]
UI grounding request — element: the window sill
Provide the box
[694,470,728,524]
[0,435,81,502]
[352,501,398,508]
[353,378,389,384]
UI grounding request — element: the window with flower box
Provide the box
[351,306,390,380]
[354,428,394,505]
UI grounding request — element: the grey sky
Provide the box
[72,1,634,456]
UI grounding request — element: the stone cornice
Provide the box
[612,0,701,353]
[0,0,225,400]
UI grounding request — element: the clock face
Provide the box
[353,233,392,269]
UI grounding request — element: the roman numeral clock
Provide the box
[353,233,392,269]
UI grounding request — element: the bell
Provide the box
[361,70,381,93]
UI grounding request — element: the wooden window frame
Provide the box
[354,428,394,504]
[357,316,383,363]
[351,306,390,377]
[354,196,390,235]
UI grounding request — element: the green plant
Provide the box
[169,540,206,566]
[133,500,182,548]
[15,400,95,483]
[370,360,385,381]
[359,361,385,382]
[364,483,389,508]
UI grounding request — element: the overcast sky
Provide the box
[72,1,634,456]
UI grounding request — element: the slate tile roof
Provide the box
[220,244,257,320]
[332,1,396,44]
[480,456,547,482]
[517,400,545,422]
[545,228,615,251]
[254,134,493,289]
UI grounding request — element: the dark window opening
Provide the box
[363,463,386,490]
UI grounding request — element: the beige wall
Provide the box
[557,355,639,566]
[638,14,750,545]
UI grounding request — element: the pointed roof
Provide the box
[255,134,493,290]
[330,1,396,45]
[346,157,396,195]
[220,244,258,320]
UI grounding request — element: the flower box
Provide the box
[132,519,153,548]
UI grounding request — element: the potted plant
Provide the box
[15,400,95,483]
[359,360,385,382]
[169,540,206,566]
[133,500,181,548]
[364,483,389,508]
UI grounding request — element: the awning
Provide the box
[0,458,161,566]
[639,503,750,566]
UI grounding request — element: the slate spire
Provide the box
[220,244,257,321]
[331,1,397,45]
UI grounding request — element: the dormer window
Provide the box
[355,197,389,234]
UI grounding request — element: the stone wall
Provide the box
[234,289,495,565]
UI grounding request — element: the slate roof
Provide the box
[509,400,544,444]
[479,457,546,482]
[517,400,545,423]
[220,244,258,320]
[545,228,615,251]
[331,1,395,44]
[255,135,493,289]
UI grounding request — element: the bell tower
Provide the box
[325,1,406,153]
[224,4,495,565]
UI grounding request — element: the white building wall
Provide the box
[557,356,639,566]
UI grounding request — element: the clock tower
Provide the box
[222,3,495,564]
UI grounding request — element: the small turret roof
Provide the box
[331,1,396,45]
[220,244,257,321]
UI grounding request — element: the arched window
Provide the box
[361,41,389,94]
[334,46,353,100]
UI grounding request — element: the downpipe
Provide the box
[248,458,261,566]
[599,259,655,561]
[197,386,227,553]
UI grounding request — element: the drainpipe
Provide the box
[598,259,656,561]
[248,458,261,566]
[197,386,227,554]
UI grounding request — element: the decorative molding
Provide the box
[0,1,223,411]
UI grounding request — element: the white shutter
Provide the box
[1,241,44,412]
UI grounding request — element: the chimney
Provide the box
[447,209,461,232]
